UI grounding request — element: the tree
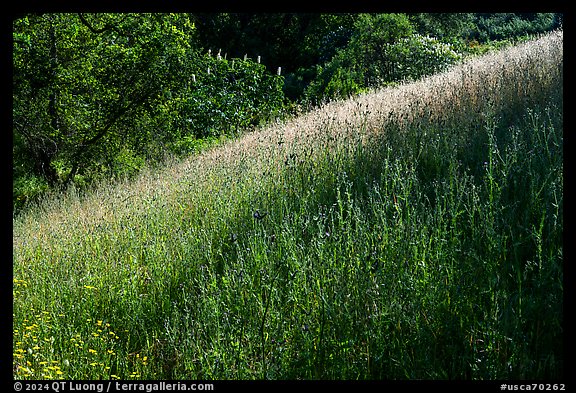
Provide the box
[13,13,198,186]
[303,13,462,105]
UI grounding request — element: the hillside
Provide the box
[13,30,563,380]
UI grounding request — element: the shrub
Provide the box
[304,15,461,105]
[99,49,287,165]
[376,34,461,83]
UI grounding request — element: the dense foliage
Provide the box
[14,14,197,186]
[471,13,561,42]
[13,13,561,212]
[303,14,463,105]
[13,13,285,210]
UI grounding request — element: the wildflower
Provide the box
[253,210,268,220]
[21,366,33,374]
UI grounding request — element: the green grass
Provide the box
[13,30,563,380]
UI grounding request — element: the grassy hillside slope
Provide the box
[13,30,563,380]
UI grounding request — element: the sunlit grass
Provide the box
[13,30,562,380]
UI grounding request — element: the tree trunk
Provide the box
[35,149,59,186]
[34,18,61,186]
